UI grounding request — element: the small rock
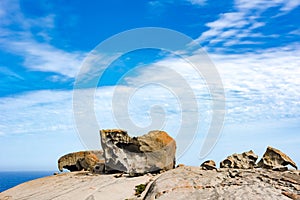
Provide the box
[176,164,185,168]
[114,173,124,178]
[272,166,288,172]
[53,172,59,175]
[200,160,216,170]
[93,162,105,174]
[228,169,240,178]
[220,150,258,169]
[293,184,300,191]
[282,191,300,200]
[257,146,297,170]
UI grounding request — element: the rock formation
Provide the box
[58,150,104,172]
[100,129,176,176]
[200,160,216,170]
[257,146,298,170]
[2,144,300,200]
[2,166,300,200]
[220,150,258,169]
[143,166,300,200]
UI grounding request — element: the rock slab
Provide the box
[100,129,176,175]
[0,172,152,200]
[220,150,258,169]
[143,166,299,200]
[257,146,298,170]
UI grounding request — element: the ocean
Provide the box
[0,171,54,192]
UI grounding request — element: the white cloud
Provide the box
[1,42,299,162]
[289,29,300,36]
[7,40,84,77]
[0,90,74,135]
[281,0,300,12]
[197,0,300,48]
[186,0,206,6]
[0,0,85,78]
[122,42,300,124]
[234,0,300,13]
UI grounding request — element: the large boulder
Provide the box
[257,146,297,170]
[100,129,176,176]
[58,150,104,172]
[220,150,258,169]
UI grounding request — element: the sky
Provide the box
[0,0,299,171]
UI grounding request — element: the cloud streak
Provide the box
[197,0,300,50]
[0,0,85,78]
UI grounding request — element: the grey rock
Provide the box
[220,150,258,169]
[100,129,176,176]
[93,162,105,174]
[257,146,297,170]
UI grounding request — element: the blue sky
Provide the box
[0,0,299,170]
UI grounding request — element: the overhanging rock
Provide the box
[100,129,176,176]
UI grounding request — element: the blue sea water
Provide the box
[0,171,54,192]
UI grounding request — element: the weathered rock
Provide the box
[200,160,216,170]
[58,150,104,172]
[282,192,300,200]
[143,166,293,200]
[257,146,297,170]
[0,171,153,200]
[220,150,258,169]
[100,129,176,176]
[2,166,300,200]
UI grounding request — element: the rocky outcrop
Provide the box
[220,150,258,169]
[58,150,104,172]
[143,166,300,200]
[0,171,153,200]
[100,129,176,176]
[257,146,297,170]
[2,167,300,200]
[200,160,216,170]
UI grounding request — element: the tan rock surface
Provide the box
[0,172,152,200]
[58,150,104,172]
[257,146,298,170]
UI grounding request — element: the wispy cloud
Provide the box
[6,40,84,77]
[186,0,206,6]
[197,0,300,50]
[0,90,74,136]
[123,42,300,124]
[2,43,299,159]
[0,0,85,78]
